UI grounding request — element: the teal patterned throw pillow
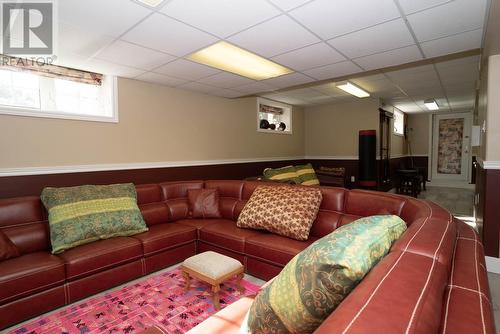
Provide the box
[246,215,407,334]
[41,183,148,254]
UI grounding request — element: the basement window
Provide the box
[0,56,117,122]
[257,98,292,134]
[393,108,405,136]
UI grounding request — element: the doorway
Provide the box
[431,113,472,183]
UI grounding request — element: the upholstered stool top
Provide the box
[182,251,243,280]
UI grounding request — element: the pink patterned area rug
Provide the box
[8,267,260,334]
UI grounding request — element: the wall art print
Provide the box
[437,118,464,175]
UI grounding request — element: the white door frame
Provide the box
[431,112,472,182]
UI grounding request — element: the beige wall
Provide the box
[407,113,430,156]
[0,78,305,168]
[304,98,380,157]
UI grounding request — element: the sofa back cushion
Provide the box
[0,229,20,260]
[345,190,406,217]
[237,185,322,241]
[0,196,49,255]
[41,183,148,253]
[160,181,203,221]
[247,215,407,333]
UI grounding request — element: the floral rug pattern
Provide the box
[8,267,260,334]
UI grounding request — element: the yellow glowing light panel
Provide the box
[188,41,293,80]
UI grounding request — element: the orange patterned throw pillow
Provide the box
[237,185,323,241]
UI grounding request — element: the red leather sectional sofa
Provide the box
[0,180,495,333]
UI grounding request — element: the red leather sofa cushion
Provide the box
[199,219,263,253]
[0,252,65,304]
[245,233,318,266]
[59,237,143,281]
[345,190,406,217]
[0,230,19,260]
[140,203,170,226]
[188,188,222,218]
[132,223,196,256]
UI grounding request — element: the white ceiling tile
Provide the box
[354,45,423,71]
[289,0,400,40]
[391,101,423,113]
[228,15,320,57]
[283,88,329,100]
[121,13,218,57]
[420,29,483,58]
[233,82,275,94]
[311,83,351,97]
[59,0,152,38]
[350,77,399,94]
[302,61,362,80]
[85,59,146,78]
[407,0,487,42]
[271,43,345,71]
[435,55,480,69]
[386,65,438,84]
[261,72,315,89]
[178,82,218,94]
[210,88,246,98]
[197,72,255,88]
[268,0,312,11]
[438,65,479,86]
[52,53,90,71]
[57,23,114,58]
[161,0,280,38]
[136,72,188,86]
[96,40,175,70]
[398,0,452,15]
[155,59,220,80]
[261,93,309,106]
[328,19,415,58]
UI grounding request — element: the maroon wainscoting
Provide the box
[0,159,304,199]
[476,164,500,257]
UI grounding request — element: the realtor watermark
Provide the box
[1,0,57,64]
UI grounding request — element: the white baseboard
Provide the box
[486,256,500,274]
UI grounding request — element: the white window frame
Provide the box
[256,97,293,135]
[0,75,119,123]
[393,108,405,136]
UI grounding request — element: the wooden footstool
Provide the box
[181,251,245,310]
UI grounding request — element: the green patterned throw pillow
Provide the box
[295,163,320,186]
[246,215,407,334]
[41,183,148,254]
[263,165,301,184]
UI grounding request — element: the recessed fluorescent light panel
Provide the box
[336,81,370,98]
[424,99,439,111]
[136,0,164,7]
[187,41,293,80]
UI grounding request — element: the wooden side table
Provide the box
[181,251,245,310]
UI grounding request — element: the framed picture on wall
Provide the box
[257,98,292,134]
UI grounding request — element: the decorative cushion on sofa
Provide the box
[236,185,322,241]
[0,230,20,260]
[187,188,222,218]
[41,183,148,254]
[245,215,407,334]
[296,163,320,186]
[263,165,301,184]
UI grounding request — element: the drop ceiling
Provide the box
[54,0,488,106]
